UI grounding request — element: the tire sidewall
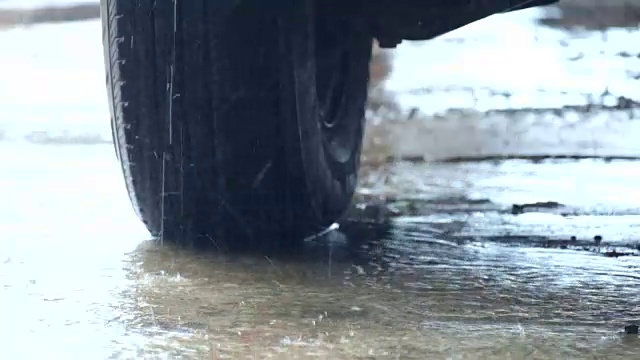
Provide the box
[284,0,372,224]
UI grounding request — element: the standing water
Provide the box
[0,2,639,359]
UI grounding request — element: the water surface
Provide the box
[1,144,638,359]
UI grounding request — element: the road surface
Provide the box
[0,3,638,359]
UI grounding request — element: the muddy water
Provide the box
[1,144,639,359]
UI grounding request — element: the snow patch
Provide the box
[0,0,96,10]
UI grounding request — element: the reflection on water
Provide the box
[357,159,640,249]
[1,145,639,359]
[122,220,639,359]
[2,6,639,357]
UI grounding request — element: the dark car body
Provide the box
[362,0,560,47]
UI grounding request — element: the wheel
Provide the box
[101,0,372,251]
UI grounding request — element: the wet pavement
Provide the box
[1,2,640,359]
[1,144,639,359]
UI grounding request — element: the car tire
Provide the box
[101,0,372,251]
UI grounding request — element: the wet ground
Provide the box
[2,145,639,359]
[1,2,640,359]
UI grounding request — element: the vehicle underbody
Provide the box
[327,0,559,47]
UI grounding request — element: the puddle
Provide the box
[0,2,639,358]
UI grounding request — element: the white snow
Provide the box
[387,7,640,114]
[0,0,96,10]
[0,5,636,159]
[0,19,110,143]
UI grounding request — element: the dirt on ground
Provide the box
[0,3,98,27]
[540,0,640,29]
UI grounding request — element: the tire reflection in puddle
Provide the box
[121,158,640,358]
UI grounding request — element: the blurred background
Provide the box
[1,1,639,358]
[0,0,638,155]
